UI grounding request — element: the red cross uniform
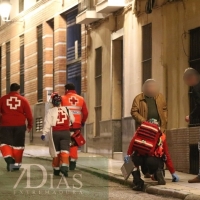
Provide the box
[0,91,33,171]
[62,90,88,129]
[61,90,88,166]
[43,106,75,176]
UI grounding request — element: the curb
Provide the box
[76,164,200,200]
[24,154,200,200]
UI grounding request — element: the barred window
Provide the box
[37,25,43,102]
[6,42,10,94]
[95,47,102,136]
[142,23,152,83]
[20,35,24,95]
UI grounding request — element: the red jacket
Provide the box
[127,133,175,174]
[61,90,88,129]
[0,92,33,129]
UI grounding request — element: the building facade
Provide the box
[76,0,200,173]
[0,0,86,104]
[1,0,200,174]
[0,0,88,144]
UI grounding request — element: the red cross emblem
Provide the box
[69,96,79,106]
[6,97,21,110]
[57,108,67,124]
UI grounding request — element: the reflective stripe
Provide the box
[13,163,21,167]
[12,146,25,150]
[61,150,69,154]
[71,110,81,115]
[3,155,13,158]
[61,163,69,167]
[67,106,82,110]
[70,159,76,162]
[54,167,60,170]
[0,144,6,147]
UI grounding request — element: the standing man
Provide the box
[0,83,33,171]
[183,68,200,183]
[62,83,88,170]
[130,79,168,177]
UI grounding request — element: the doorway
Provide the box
[112,32,124,155]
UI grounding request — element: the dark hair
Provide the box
[65,83,75,90]
[10,83,20,92]
[51,93,62,107]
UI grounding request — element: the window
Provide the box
[66,8,82,95]
[142,23,152,83]
[47,19,54,90]
[66,9,81,61]
[20,35,24,95]
[37,25,43,101]
[6,42,10,94]
[189,27,200,126]
[19,0,24,13]
[0,46,2,96]
[95,47,102,136]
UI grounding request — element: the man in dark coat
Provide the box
[183,68,200,183]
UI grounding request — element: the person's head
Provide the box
[51,92,62,107]
[10,83,20,93]
[64,83,75,91]
[142,79,159,97]
[183,68,200,86]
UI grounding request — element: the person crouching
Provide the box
[124,119,179,191]
[41,93,75,177]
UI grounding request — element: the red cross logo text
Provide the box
[6,97,21,110]
[69,96,79,106]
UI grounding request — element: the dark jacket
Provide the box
[190,82,200,123]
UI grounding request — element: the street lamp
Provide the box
[0,0,11,22]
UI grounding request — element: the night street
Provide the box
[0,157,180,200]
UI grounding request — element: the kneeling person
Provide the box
[124,119,179,191]
[41,93,74,177]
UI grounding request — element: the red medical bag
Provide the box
[132,121,162,156]
[71,130,86,147]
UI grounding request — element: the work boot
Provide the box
[188,176,200,183]
[53,169,60,176]
[69,161,76,171]
[4,157,15,171]
[156,169,166,185]
[132,170,144,191]
[60,166,68,177]
[11,164,21,171]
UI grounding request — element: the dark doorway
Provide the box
[67,62,81,95]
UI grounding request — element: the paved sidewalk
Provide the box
[24,144,200,200]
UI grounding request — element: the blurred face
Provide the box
[143,82,158,97]
[184,74,199,86]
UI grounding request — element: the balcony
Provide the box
[96,0,125,13]
[76,0,106,24]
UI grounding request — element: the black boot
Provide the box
[53,169,60,176]
[69,161,76,171]
[12,164,21,171]
[60,166,68,177]
[132,170,144,191]
[4,157,15,171]
[156,169,166,185]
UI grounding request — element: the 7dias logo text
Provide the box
[13,164,83,195]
